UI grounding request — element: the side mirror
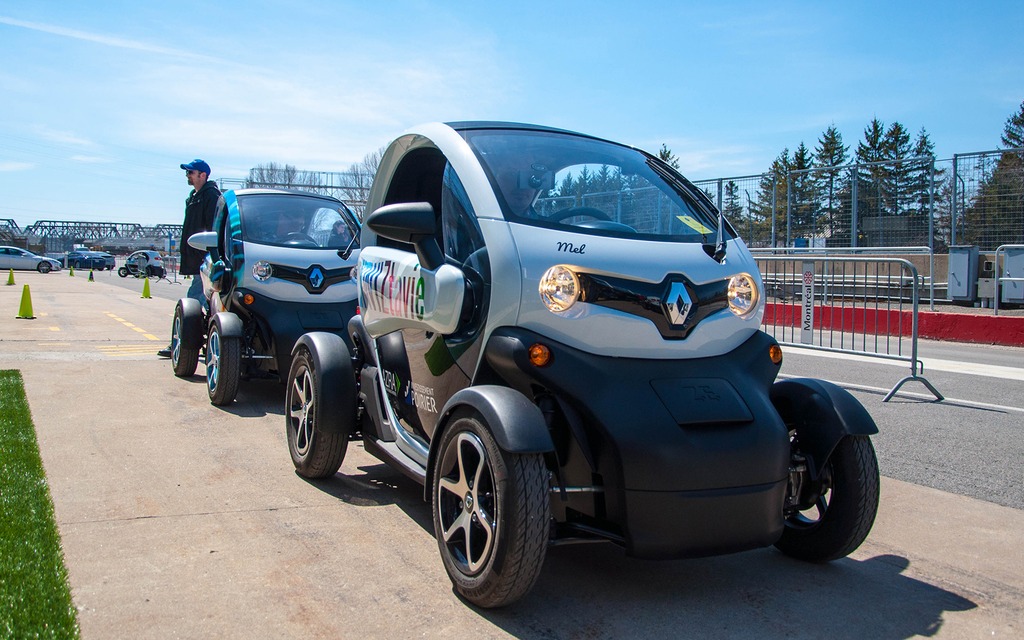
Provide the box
[187,231,218,251]
[365,202,444,271]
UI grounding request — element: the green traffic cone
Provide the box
[6,268,13,286]
[16,284,35,319]
[88,269,95,282]
[141,277,152,299]
[69,266,75,277]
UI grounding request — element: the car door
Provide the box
[10,248,34,270]
[0,248,11,269]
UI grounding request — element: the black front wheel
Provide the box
[774,435,879,562]
[206,324,240,406]
[285,342,354,478]
[432,411,549,608]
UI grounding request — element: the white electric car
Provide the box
[286,122,880,607]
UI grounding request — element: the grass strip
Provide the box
[0,369,80,639]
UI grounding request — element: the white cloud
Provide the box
[0,161,34,171]
[0,15,219,62]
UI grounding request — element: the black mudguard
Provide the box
[177,297,205,350]
[291,332,357,436]
[770,378,878,479]
[424,385,554,501]
[211,311,244,339]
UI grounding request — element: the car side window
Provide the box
[441,163,485,265]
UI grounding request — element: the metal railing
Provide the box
[994,244,1024,315]
[756,255,942,402]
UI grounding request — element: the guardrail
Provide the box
[756,255,943,402]
[994,244,1024,316]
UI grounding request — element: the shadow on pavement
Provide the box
[481,547,975,639]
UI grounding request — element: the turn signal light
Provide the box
[243,293,255,306]
[528,343,552,367]
[769,344,783,365]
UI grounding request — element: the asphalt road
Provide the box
[1,270,1021,639]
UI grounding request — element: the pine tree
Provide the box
[883,122,913,217]
[752,149,791,247]
[856,119,889,228]
[658,144,681,169]
[1001,100,1024,149]
[789,143,818,240]
[813,125,850,243]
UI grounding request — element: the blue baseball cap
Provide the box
[180,159,211,175]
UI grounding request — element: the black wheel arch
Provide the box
[210,311,244,339]
[425,385,554,501]
[770,378,878,479]
[290,331,357,436]
[176,298,205,350]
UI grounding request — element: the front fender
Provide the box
[211,311,244,339]
[425,385,554,501]
[770,378,878,478]
[291,332,356,436]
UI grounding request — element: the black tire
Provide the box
[432,410,549,608]
[37,261,52,274]
[285,344,353,478]
[171,301,202,377]
[206,324,240,406]
[774,435,879,562]
[118,266,128,278]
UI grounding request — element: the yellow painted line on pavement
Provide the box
[97,344,164,357]
[104,311,161,341]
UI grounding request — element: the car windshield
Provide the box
[238,194,359,249]
[461,127,730,243]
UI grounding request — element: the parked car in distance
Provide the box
[0,245,62,273]
[65,250,111,271]
[118,250,165,278]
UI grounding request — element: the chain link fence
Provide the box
[697,148,1023,254]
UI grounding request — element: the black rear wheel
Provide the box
[432,411,549,608]
[774,435,879,562]
[171,300,202,377]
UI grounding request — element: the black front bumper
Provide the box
[482,328,790,559]
[225,288,357,376]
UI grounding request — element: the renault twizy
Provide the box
[286,123,879,607]
[171,188,360,406]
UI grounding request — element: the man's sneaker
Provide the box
[157,344,172,358]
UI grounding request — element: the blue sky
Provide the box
[1,1,1022,228]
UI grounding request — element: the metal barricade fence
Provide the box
[994,244,1024,315]
[755,255,942,402]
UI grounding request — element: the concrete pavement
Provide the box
[1,270,1021,638]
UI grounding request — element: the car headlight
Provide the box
[252,260,273,282]
[727,273,759,317]
[539,265,580,312]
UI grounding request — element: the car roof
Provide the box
[445,120,617,146]
[229,188,344,203]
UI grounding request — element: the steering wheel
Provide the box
[283,232,318,246]
[548,206,611,223]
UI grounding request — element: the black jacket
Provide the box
[179,180,220,275]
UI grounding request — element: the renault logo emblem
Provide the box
[664,282,692,326]
[308,266,325,289]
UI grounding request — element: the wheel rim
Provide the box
[171,315,182,365]
[288,365,315,456]
[786,463,833,529]
[436,431,497,576]
[206,330,221,392]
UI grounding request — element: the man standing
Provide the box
[158,159,220,358]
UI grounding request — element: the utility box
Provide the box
[948,245,979,302]
[1001,246,1024,304]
